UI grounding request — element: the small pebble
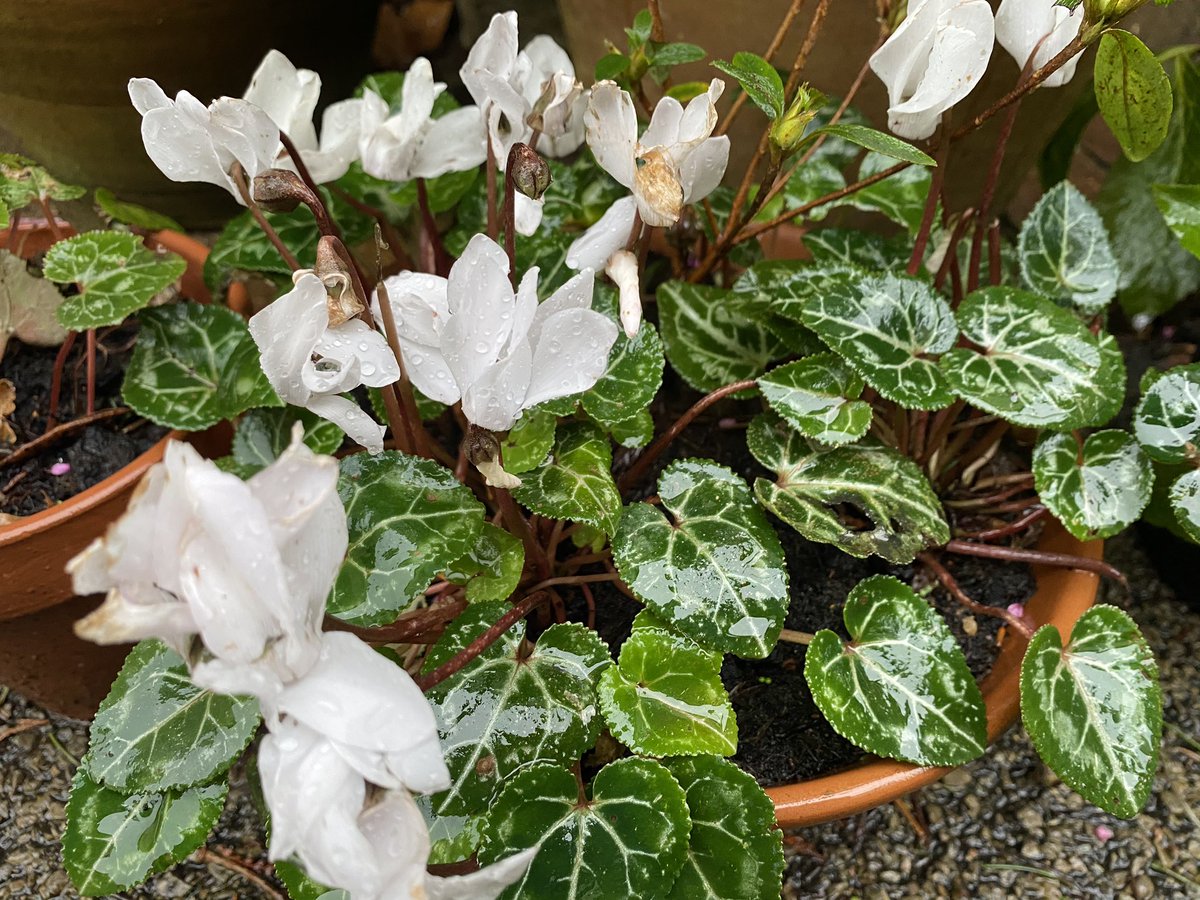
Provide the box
[48,461,70,476]
[1095,824,1114,843]
[1131,874,1155,898]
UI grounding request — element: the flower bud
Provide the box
[253,168,312,213]
[1082,0,1146,24]
[466,424,522,489]
[313,236,364,326]
[769,84,826,161]
[507,143,552,201]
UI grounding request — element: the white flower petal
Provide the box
[639,95,684,150]
[442,235,515,391]
[73,583,195,650]
[324,319,400,388]
[306,393,386,453]
[358,790,432,898]
[606,250,642,338]
[676,79,726,145]
[566,194,637,272]
[425,847,538,900]
[678,135,730,204]
[207,97,283,185]
[514,192,544,236]
[461,11,520,107]
[585,82,638,188]
[462,338,533,431]
[249,272,328,406]
[509,266,541,353]
[522,35,575,84]
[137,103,233,199]
[524,308,618,408]
[528,267,595,347]
[409,106,489,179]
[243,49,320,150]
[128,77,171,115]
[995,0,1083,88]
[304,97,364,183]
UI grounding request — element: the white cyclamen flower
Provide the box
[358,57,488,183]
[375,234,618,432]
[128,79,279,203]
[249,271,400,453]
[242,49,363,183]
[995,0,1084,88]
[868,0,995,140]
[70,433,345,699]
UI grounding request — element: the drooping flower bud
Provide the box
[508,143,552,201]
[769,84,825,161]
[466,424,522,489]
[253,168,313,213]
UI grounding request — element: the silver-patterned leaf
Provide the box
[942,287,1125,430]
[846,152,933,234]
[0,250,68,359]
[800,270,957,409]
[1033,431,1153,541]
[613,459,789,659]
[513,421,622,536]
[1018,181,1119,312]
[1168,467,1200,542]
[749,412,948,563]
[758,353,872,445]
[1133,362,1200,463]
[805,575,987,766]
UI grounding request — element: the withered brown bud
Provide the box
[465,424,502,468]
[314,236,364,326]
[507,143,552,201]
[252,168,312,213]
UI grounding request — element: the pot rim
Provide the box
[767,521,1101,828]
[0,227,216,546]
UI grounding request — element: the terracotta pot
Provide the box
[0,227,242,717]
[0,1,380,228]
[768,521,1101,827]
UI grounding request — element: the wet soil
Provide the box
[0,332,167,517]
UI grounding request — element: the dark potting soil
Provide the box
[0,333,167,517]
[574,370,1037,788]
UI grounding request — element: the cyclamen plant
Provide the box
[59,0,1195,898]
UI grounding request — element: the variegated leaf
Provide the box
[1033,431,1153,540]
[758,353,872,445]
[1133,362,1200,463]
[1168,467,1200,542]
[1018,181,1119,312]
[513,421,622,536]
[749,412,948,563]
[805,575,987,766]
[732,260,850,356]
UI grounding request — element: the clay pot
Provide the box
[768,522,1100,827]
[0,1,380,228]
[0,228,243,718]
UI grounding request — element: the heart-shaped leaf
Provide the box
[501,409,556,474]
[580,287,665,429]
[84,641,259,793]
[598,625,737,757]
[803,228,912,270]
[62,771,227,897]
[1095,30,1173,163]
[941,287,1125,430]
[846,152,932,233]
[663,755,784,900]
[1021,606,1162,818]
[613,459,789,659]
[1168,468,1200,542]
[425,605,611,816]
[1153,183,1200,260]
[657,280,785,392]
[123,303,277,431]
[332,452,485,625]
[1033,431,1153,541]
[221,406,344,478]
[44,231,186,330]
[749,412,948,563]
[800,269,957,409]
[731,260,846,355]
[514,421,622,537]
[444,522,525,602]
[1133,362,1200,464]
[0,152,85,214]
[610,409,654,448]
[0,249,68,359]
[477,758,691,900]
[759,353,872,445]
[805,575,987,766]
[1018,181,1119,312]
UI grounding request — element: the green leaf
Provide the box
[1133,362,1200,463]
[1033,431,1153,541]
[579,286,665,428]
[1018,181,1120,312]
[44,231,187,330]
[663,756,784,900]
[650,42,707,68]
[805,575,987,766]
[444,522,525,602]
[613,459,789,658]
[941,287,1125,429]
[657,280,784,392]
[626,9,654,48]
[331,452,485,625]
[94,188,183,233]
[0,153,84,213]
[1021,606,1162,818]
[803,228,912,270]
[596,52,631,81]
[477,758,691,900]
[598,626,737,756]
[84,641,259,793]
[122,303,274,431]
[800,269,957,409]
[1153,183,1200,258]
[1168,467,1200,541]
[711,53,784,119]
[513,422,622,537]
[759,354,872,445]
[809,123,935,165]
[223,407,344,478]
[501,409,556,475]
[731,260,842,355]
[62,770,227,897]
[426,608,611,816]
[274,860,349,900]
[1095,30,1173,162]
[610,409,655,448]
[847,152,932,233]
[665,81,712,103]
[748,412,948,563]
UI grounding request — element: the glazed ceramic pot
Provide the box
[768,522,1101,827]
[0,228,241,717]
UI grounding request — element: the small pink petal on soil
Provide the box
[1007,602,1025,619]
[1095,825,1114,843]
[49,462,71,476]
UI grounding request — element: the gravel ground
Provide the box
[1,533,1197,899]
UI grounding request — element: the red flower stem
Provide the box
[956,505,1048,542]
[415,178,448,275]
[325,595,468,645]
[231,163,300,271]
[418,590,552,691]
[84,329,96,415]
[919,551,1033,639]
[907,135,949,276]
[278,132,342,241]
[486,136,499,240]
[46,331,76,428]
[942,539,1126,587]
